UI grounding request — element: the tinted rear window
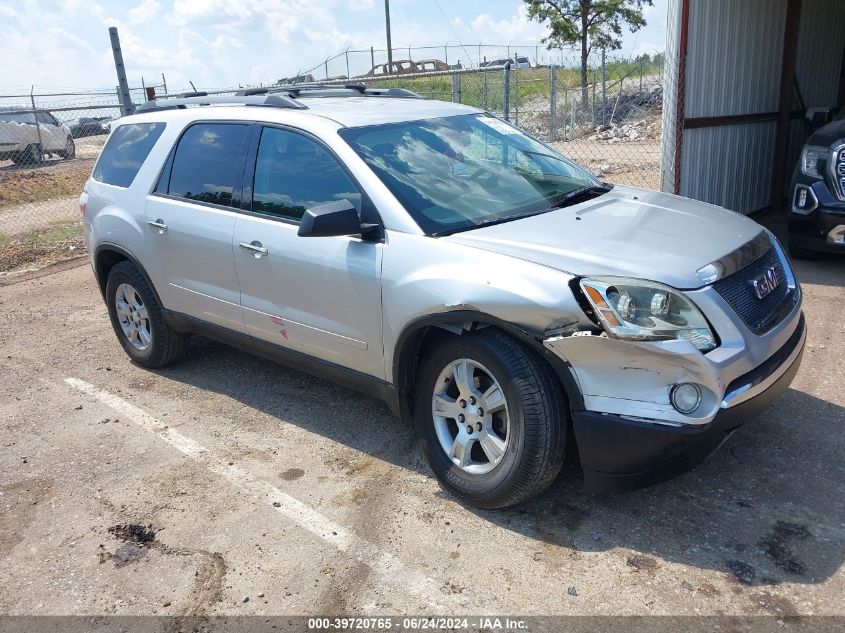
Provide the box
[167,123,249,207]
[93,122,166,187]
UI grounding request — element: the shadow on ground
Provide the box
[160,337,845,589]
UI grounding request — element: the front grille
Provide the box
[713,247,792,334]
[836,146,845,200]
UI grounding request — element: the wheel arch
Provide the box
[392,310,584,420]
[94,243,163,308]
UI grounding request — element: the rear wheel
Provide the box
[105,261,188,368]
[413,329,567,509]
[11,144,42,166]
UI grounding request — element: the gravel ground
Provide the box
[0,239,843,621]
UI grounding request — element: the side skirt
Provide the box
[162,309,401,416]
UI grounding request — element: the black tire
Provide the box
[105,260,188,368]
[11,145,42,166]
[788,238,819,260]
[61,137,75,159]
[413,329,567,509]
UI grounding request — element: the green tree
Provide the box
[524,0,653,113]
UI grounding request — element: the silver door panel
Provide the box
[233,214,384,378]
[144,195,242,330]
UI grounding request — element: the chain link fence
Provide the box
[0,88,155,272]
[1,51,669,272]
[310,52,666,190]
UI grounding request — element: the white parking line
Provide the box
[64,376,458,610]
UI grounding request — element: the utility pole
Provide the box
[109,26,134,116]
[384,0,393,74]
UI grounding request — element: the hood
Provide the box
[443,186,764,289]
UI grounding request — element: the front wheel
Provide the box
[60,137,75,159]
[413,329,567,509]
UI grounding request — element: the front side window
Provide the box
[251,127,361,222]
[339,113,600,235]
[93,122,166,188]
[168,123,249,206]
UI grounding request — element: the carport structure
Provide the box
[661,0,845,215]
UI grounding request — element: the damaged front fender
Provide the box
[544,333,725,426]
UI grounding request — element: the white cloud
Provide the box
[469,5,546,43]
[128,0,161,24]
[348,0,373,10]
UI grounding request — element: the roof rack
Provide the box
[135,94,307,113]
[235,84,421,100]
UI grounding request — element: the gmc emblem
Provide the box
[752,266,780,300]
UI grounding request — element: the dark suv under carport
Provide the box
[789,106,845,258]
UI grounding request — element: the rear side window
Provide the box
[93,123,165,188]
[167,123,249,207]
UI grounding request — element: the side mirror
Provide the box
[297,199,377,238]
[806,107,835,130]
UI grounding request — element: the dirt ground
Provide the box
[0,228,844,623]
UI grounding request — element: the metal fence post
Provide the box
[549,65,557,141]
[640,57,644,92]
[451,72,460,103]
[109,26,134,116]
[503,64,510,121]
[29,87,44,162]
[483,70,488,110]
[601,47,607,126]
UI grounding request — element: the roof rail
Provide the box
[235,84,421,99]
[135,94,307,113]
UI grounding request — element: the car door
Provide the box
[233,125,384,378]
[144,122,250,331]
[36,111,65,151]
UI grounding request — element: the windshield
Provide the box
[0,111,35,124]
[339,113,602,235]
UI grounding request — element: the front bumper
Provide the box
[573,313,806,493]
[789,179,845,254]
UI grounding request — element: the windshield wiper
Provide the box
[430,184,613,237]
[546,184,612,209]
[430,209,548,236]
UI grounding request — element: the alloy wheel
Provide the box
[115,283,152,351]
[431,358,510,475]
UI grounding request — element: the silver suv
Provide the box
[82,87,805,508]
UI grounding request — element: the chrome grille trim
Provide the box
[832,143,845,202]
[712,239,798,335]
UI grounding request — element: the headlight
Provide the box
[579,277,717,352]
[801,145,828,179]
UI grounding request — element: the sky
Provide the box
[0,0,668,94]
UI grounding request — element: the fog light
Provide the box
[671,383,701,414]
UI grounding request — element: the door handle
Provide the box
[148,219,168,233]
[239,240,268,258]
